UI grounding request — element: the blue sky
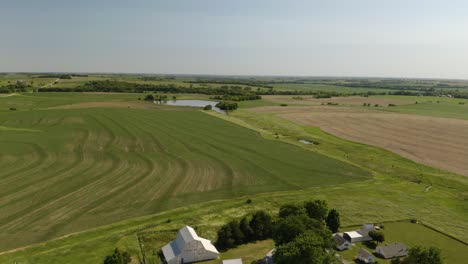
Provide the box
[1,0,468,78]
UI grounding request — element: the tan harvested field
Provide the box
[254,106,468,176]
[262,95,414,106]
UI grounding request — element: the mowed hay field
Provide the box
[258,106,468,176]
[0,106,369,251]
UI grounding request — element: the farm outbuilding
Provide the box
[161,226,219,264]
[356,248,375,263]
[376,242,408,259]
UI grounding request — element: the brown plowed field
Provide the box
[255,106,468,176]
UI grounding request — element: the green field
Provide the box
[374,95,468,120]
[0,90,467,263]
[0,98,368,251]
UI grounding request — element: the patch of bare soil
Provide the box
[262,106,468,176]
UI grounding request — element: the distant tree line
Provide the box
[37,74,87,79]
[215,101,238,111]
[210,94,261,101]
[0,82,28,93]
[186,79,274,88]
[39,80,263,97]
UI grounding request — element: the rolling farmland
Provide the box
[0,104,368,251]
[253,105,468,176]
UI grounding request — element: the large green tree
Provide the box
[278,203,306,219]
[325,209,340,233]
[368,230,385,244]
[399,246,444,264]
[249,211,273,240]
[274,232,339,264]
[304,200,329,221]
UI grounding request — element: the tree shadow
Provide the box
[363,241,377,249]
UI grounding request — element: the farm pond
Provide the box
[155,100,225,114]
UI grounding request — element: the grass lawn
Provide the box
[339,221,468,263]
[205,240,274,264]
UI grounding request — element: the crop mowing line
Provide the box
[117,116,185,209]
[0,128,94,231]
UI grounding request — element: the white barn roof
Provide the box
[162,226,219,264]
[344,231,362,239]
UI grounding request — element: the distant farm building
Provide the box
[161,226,219,264]
[333,233,351,250]
[343,224,376,243]
[376,242,408,259]
[223,258,243,264]
[356,248,375,263]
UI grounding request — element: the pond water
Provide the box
[299,139,314,145]
[155,100,225,114]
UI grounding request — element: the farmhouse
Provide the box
[161,226,219,264]
[333,233,351,250]
[223,259,243,264]
[376,242,408,259]
[356,248,375,263]
[343,224,375,243]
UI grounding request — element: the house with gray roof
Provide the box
[161,226,219,264]
[333,234,351,250]
[376,242,408,259]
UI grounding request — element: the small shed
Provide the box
[356,248,375,263]
[376,242,408,259]
[223,258,243,264]
[333,234,351,250]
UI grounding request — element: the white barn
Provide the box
[161,226,219,264]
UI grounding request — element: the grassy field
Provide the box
[339,221,468,263]
[367,95,468,120]
[0,91,467,263]
[254,105,468,176]
[0,103,466,263]
[0,97,368,251]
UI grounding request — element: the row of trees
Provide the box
[215,200,341,264]
[215,102,238,111]
[215,211,273,250]
[0,82,29,93]
[39,80,264,97]
[210,94,261,101]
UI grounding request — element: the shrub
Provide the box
[9,107,17,111]
[103,248,131,264]
[280,104,288,107]
[203,105,212,110]
[388,104,396,107]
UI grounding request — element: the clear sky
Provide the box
[1,0,468,78]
